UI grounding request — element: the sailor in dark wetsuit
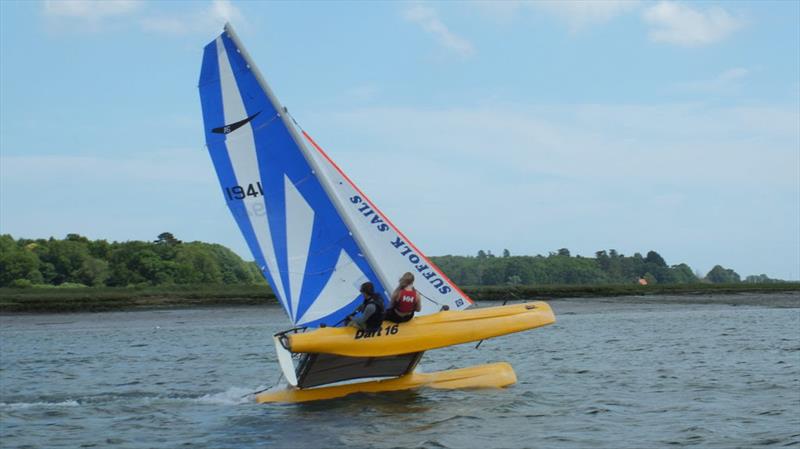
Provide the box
[347,282,385,332]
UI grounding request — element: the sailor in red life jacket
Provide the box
[386,272,421,323]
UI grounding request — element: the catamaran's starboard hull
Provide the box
[255,362,517,403]
[284,302,555,358]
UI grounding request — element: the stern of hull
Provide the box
[255,362,517,404]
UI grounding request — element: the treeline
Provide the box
[0,235,786,289]
[0,233,265,288]
[430,248,783,286]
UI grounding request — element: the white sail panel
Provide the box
[296,250,369,325]
[302,131,473,315]
[284,174,315,321]
[215,36,288,308]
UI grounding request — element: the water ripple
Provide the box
[1,298,798,449]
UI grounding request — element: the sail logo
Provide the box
[212,111,261,134]
[349,195,389,232]
[389,236,452,295]
[347,195,455,297]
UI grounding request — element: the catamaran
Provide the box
[198,24,555,403]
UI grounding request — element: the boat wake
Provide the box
[196,385,269,405]
[0,400,80,409]
[0,385,270,410]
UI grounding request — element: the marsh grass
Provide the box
[1,283,797,313]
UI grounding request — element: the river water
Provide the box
[1,294,798,448]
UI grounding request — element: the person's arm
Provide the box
[362,303,377,319]
[415,290,421,312]
[351,303,377,328]
[390,289,399,307]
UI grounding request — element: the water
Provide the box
[1,294,798,448]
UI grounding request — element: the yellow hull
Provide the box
[255,362,517,403]
[286,302,555,357]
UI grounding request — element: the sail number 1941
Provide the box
[225,182,264,201]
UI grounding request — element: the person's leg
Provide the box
[396,313,413,323]
[384,309,401,323]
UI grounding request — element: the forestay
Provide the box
[198,24,472,328]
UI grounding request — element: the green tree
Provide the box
[155,232,182,246]
[670,263,698,284]
[65,233,89,243]
[595,250,610,270]
[88,239,111,259]
[34,239,90,285]
[76,257,110,286]
[0,239,43,286]
[645,251,667,267]
[706,265,741,283]
[744,274,780,283]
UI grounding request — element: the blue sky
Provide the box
[1,0,798,280]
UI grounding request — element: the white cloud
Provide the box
[42,0,142,31]
[534,0,639,32]
[643,1,744,47]
[343,84,381,102]
[140,0,244,35]
[717,67,749,81]
[43,0,142,21]
[403,4,474,58]
[472,0,525,22]
[675,67,751,94]
[41,0,243,35]
[139,16,190,35]
[308,101,798,279]
[474,0,638,29]
[325,103,798,189]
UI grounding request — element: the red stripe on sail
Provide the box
[301,130,474,306]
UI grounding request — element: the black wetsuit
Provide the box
[349,294,385,331]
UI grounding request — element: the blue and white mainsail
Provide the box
[198,24,472,328]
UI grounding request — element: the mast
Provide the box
[222,23,394,298]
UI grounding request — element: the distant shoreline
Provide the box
[1,283,798,314]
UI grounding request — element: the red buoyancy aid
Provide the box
[395,288,417,314]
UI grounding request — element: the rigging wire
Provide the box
[415,289,444,308]
[474,294,518,349]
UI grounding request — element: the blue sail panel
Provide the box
[198,30,386,327]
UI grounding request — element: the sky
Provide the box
[1,0,798,280]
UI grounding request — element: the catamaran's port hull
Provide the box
[255,362,517,403]
[285,302,555,357]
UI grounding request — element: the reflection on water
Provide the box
[1,294,799,449]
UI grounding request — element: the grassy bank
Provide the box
[463,282,800,301]
[1,283,798,313]
[0,285,276,313]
